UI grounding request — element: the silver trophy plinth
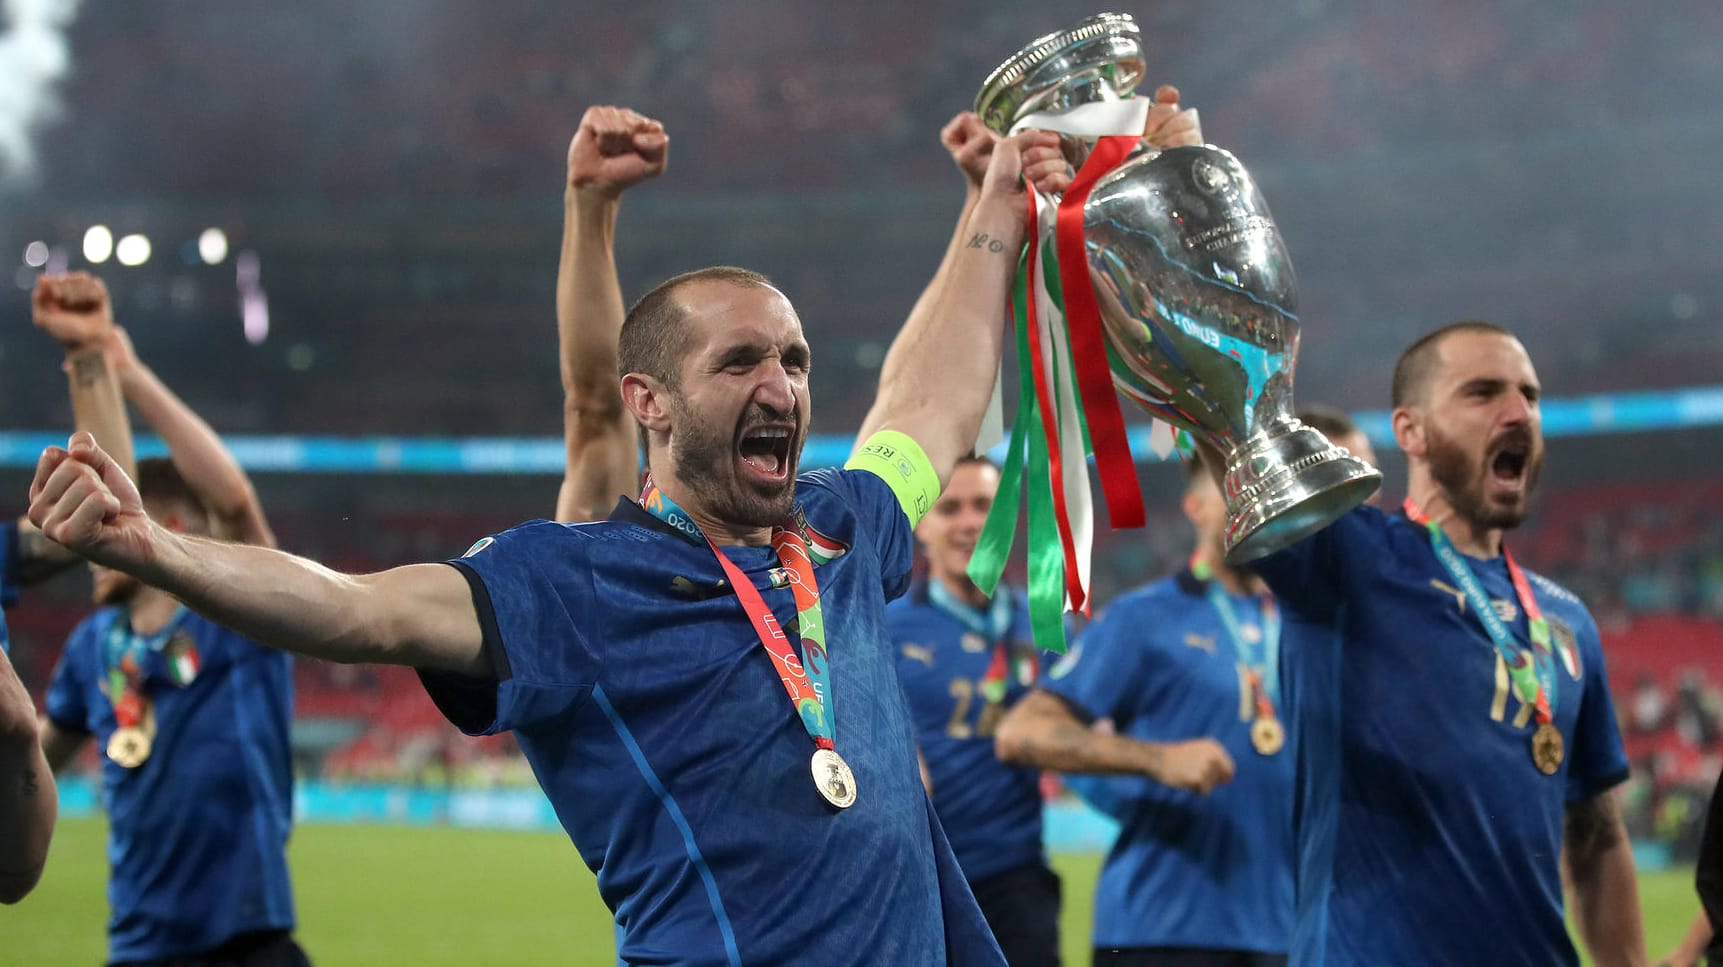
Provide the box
[976,13,1380,563]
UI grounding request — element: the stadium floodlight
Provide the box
[115,233,152,266]
[198,227,228,265]
[83,225,113,264]
[23,241,48,267]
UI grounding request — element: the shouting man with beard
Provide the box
[23,126,1046,965]
[1253,322,1645,967]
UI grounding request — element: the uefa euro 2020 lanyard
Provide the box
[1190,554,1284,756]
[640,478,857,809]
[102,604,190,769]
[925,577,1037,705]
[1403,498,1564,776]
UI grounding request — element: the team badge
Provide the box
[162,631,200,686]
[1550,618,1582,680]
[803,522,849,567]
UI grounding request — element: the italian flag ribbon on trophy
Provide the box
[966,99,1187,653]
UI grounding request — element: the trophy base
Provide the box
[1223,423,1383,565]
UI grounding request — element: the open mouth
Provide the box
[1489,443,1529,484]
[738,425,794,481]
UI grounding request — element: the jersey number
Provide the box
[945,679,1004,739]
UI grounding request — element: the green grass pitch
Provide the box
[0,818,1696,966]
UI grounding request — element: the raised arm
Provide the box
[28,435,485,676]
[0,647,54,903]
[554,105,665,522]
[17,273,140,583]
[106,327,275,548]
[995,689,1235,795]
[1565,789,1648,967]
[855,130,1051,487]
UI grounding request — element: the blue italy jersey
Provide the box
[1256,505,1629,967]
[45,609,296,963]
[419,468,1004,967]
[1042,571,1294,953]
[889,581,1044,884]
[1,522,17,654]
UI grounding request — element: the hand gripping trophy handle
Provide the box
[975,13,1380,563]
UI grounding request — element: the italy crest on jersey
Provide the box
[1550,618,1582,681]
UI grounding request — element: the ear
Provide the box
[1391,406,1425,459]
[1180,489,1203,526]
[622,374,672,434]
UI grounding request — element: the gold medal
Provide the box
[1531,722,1564,775]
[107,726,152,768]
[811,748,857,809]
[1251,717,1285,756]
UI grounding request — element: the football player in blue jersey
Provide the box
[1,273,138,904]
[37,298,311,966]
[1251,321,1645,967]
[998,446,1319,967]
[25,124,1051,965]
[890,454,1057,964]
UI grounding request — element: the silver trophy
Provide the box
[976,13,1380,563]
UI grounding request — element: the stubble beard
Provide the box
[1425,423,1540,532]
[670,395,797,529]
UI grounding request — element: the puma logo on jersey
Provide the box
[1184,633,1216,653]
[900,644,935,667]
[1429,580,1516,622]
[670,576,729,599]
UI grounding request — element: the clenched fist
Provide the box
[33,272,114,351]
[567,105,669,200]
[1149,737,1236,795]
[941,112,998,191]
[27,433,156,573]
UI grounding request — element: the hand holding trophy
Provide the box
[967,14,1380,648]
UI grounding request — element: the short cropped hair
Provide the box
[1390,320,1514,408]
[136,458,209,532]
[1297,403,1361,442]
[618,266,777,387]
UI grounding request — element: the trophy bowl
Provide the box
[975,13,1380,563]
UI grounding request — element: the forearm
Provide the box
[996,696,1158,776]
[1568,806,1648,967]
[1662,910,1713,967]
[139,529,477,673]
[0,720,55,903]
[120,359,270,544]
[65,347,135,482]
[555,191,636,522]
[858,195,1018,482]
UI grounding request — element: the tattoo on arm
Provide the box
[20,767,37,798]
[1565,792,1625,861]
[70,352,105,389]
[965,233,1008,254]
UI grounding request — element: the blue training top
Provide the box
[1256,505,1629,967]
[46,609,297,963]
[889,580,1046,884]
[1043,570,1294,954]
[418,468,1004,967]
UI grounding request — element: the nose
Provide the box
[1499,390,1536,428]
[753,361,797,415]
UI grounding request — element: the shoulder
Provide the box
[1097,575,1193,622]
[1523,567,1600,645]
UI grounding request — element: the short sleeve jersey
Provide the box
[45,609,296,963]
[419,468,1004,967]
[889,581,1045,884]
[1255,505,1629,967]
[1043,572,1294,954]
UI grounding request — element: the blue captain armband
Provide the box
[845,430,941,528]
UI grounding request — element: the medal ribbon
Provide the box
[1403,499,1557,725]
[641,481,835,751]
[103,605,189,728]
[926,578,1036,704]
[1190,555,1281,717]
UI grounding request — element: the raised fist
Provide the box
[567,105,669,200]
[33,272,114,351]
[940,112,998,191]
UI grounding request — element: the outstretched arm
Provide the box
[1565,790,1647,967]
[995,689,1235,795]
[855,130,1052,487]
[28,436,485,676]
[555,105,665,522]
[107,328,275,548]
[0,648,54,903]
